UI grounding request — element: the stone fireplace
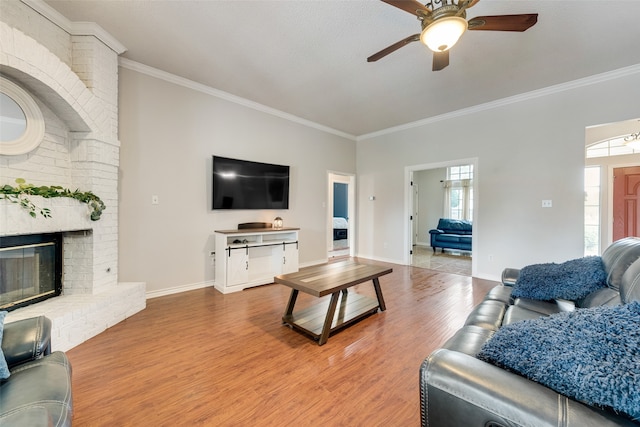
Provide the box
[0,2,146,351]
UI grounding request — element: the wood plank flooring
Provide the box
[66,259,497,426]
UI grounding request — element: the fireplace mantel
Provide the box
[0,197,94,237]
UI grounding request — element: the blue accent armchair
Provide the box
[429,218,472,253]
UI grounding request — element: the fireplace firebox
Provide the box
[0,233,63,311]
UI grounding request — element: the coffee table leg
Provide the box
[318,292,340,346]
[284,289,299,319]
[372,277,386,311]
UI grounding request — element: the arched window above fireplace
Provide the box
[0,76,45,156]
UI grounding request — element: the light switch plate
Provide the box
[542,199,552,208]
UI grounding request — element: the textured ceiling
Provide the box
[44,0,640,138]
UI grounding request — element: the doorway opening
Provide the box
[328,172,355,259]
[406,159,477,277]
[585,118,640,254]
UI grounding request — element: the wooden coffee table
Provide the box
[274,260,392,345]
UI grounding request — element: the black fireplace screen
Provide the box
[0,233,62,311]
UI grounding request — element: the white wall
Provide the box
[118,67,356,295]
[356,68,640,280]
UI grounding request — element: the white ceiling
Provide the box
[43,0,640,138]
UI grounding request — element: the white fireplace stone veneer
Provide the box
[0,2,146,351]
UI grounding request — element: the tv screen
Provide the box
[212,156,290,210]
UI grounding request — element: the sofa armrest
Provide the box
[428,229,443,235]
[1,316,52,369]
[501,267,520,286]
[420,349,636,427]
[0,406,53,427]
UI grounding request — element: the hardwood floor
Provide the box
[66,259,497,426]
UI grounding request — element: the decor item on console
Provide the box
[273,217,283,229]
[419,237,640,426]
[0,178,105,220]
[428,218,472,252]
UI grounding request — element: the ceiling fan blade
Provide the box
[367,34,420,62]
[432,50,449,71]
[468,14,538,31]
[380,0,431,17]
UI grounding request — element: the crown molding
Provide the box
[70,22,127,55]
[21,0,127,54]
[357,63,640,141]
[119,58,357,141]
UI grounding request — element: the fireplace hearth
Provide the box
[0,233,62,311]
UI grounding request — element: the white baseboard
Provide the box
[355,252,404,265]
[146,280,215,299]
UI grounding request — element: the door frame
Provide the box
[327,171,356,258]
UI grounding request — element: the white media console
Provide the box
[214,227,299,294]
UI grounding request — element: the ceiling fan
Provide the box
[368,0,538,71]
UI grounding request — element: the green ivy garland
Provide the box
[0,178,105,221]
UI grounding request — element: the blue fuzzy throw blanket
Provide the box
[512,256,607,300]
[478,302,640,421]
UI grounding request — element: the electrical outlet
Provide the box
[152,195,159,205]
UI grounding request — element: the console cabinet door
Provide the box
[227,248,248,286]
[282,242,299,275]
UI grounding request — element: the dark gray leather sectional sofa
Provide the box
[0,316,72,426]
[420,237,640,427]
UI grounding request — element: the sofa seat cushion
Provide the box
[435,234,463,243]
[478,302,640,421]
[502,305,551,325]
[513,298,575,316]
[0,351,73,427]
[512,256,607,301]
[458,236,472,244]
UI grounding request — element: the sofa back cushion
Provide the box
[601,237,640,291]
[436,218,472,234]
[620,256,640,304]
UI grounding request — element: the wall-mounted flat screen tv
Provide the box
[212,156,290,210]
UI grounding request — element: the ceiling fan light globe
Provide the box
[420,16,468,52]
